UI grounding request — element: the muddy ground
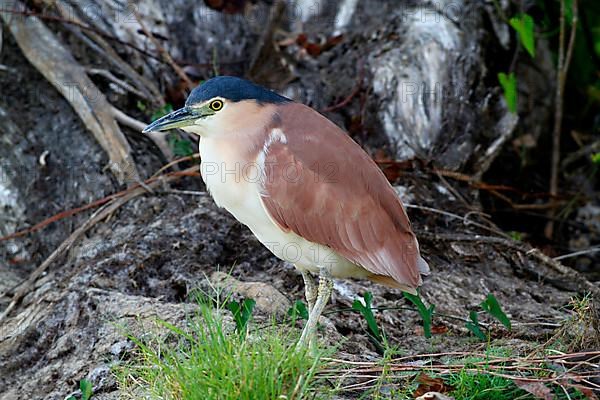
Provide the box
[0,187,591,399]
[0,0,598,399]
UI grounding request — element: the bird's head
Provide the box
[143,76,290,137]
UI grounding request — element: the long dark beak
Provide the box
[142,107,198,133]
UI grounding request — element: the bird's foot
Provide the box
[301,270,317,313]
[296,270,333,351]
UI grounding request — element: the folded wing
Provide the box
[259,103,429,290]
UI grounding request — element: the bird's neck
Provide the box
[200,106,281,162]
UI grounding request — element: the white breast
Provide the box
[199,136,367,279]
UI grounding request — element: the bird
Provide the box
[143,76,430,347]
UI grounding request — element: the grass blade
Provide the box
[403,291,435,339]
[481,294,512,330]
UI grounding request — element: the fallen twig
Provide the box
[87,68,148,99]
[0,167,200,243]
[405,204,512,239]
[562,138,600,168]
[133,9,194,91]
[110,105,175,162]
[322,60,365,113]
[321,350,600,394]
[554,246,600,261]
[151,154,201,178]
[419,232,600,296]
[1,1,140,184]
[0,166,199,322]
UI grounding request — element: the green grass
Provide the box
[115,303,330,400]
[114,289,592,400]
[446,370,529,400]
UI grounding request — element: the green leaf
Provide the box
[564,0,574,25]
[508,231,523,241]
[80,379,93,400]
[465,311,487,341]
[287,300,309,322]
[509,13,536,58]
[480,294,511,330]
[403,291,435,338]
[167,134,195,158]
[352,292,382,342]
[151,103,173,122]
[136,100,147,112]
[226,298,256,337]
[591,152,600,164]
[498,72,518,113]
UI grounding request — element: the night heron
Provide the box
[144,76,429,346]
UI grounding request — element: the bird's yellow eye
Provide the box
[209,100,224,111]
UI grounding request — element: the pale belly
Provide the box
[199,139,368,279]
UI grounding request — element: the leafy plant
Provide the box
[225,298,256,337]
[287,300,309,322]
[403,291,435,338]
[481,293,512,330]
[465,294,511,341]
[352,292,383,342]
[509,13,536,58]
[591,152,600,164]
[465,311,487,341]
[66,379,93,400]
[167,134,195,158]
[508,231,523,241]
[498,72,518,113]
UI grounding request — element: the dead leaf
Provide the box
[305,43,322,57]
[294,33,342,57]
[579,387,599,400]
[413,373,454,398]
[513,380,554,400]
[430,324,449,334]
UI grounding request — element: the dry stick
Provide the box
[322,60,365,113]
[12,3,161,101]
[0,193,121,242]
[322,351,600,374]
[554,245,600,261]
[133,10,194,91]
[0,167,198,323]
[436,171,471,207]
[488,189,565,211]
[405,204,512,240]
[562,138,600,167]
[87,68,147,99]
[418,232,600,297]
[0,201,120,323]
[1,8,162,66]
[247,0,286,78]
[151,154,201,178]
[110,105,175,163]
[2,6,238,71]
[546,0,579,239]
[0,163,200,243]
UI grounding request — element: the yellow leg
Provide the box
[297,271,333,349]
[300,270,317,312]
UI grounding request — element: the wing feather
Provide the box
[260,103,429,289]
